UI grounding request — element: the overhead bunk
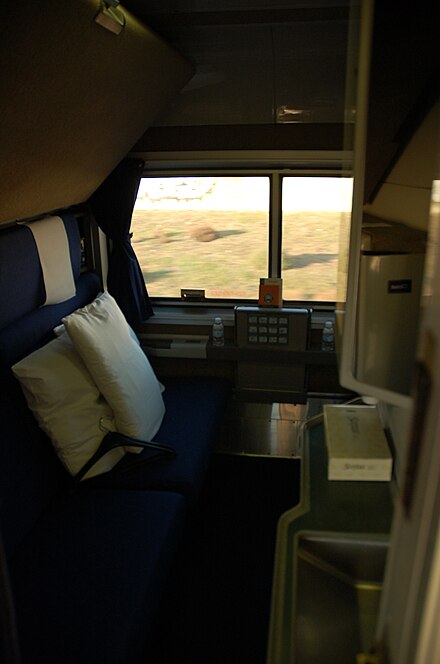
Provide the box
[0,0,194,225]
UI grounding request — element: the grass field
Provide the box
[131,209,343,301]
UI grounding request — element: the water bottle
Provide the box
[321,320,335,352]
[212,316,224,347]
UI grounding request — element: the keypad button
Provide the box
[259,326,268,333]
[279,317,288,325]
[279,336,288,344]
[249,335,258,343]
[249,325,258,333]
[259,336,268,343]
[258,316,268,324]
[249,316,258,323]
[269,336,278,344]
[269,327,278,334]
[279,327,288,335]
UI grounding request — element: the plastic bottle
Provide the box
[212,316,225,347]
[321,320,335,352]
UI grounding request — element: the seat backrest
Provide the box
[0,214,101,556]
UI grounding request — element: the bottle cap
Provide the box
[214,316,222,324]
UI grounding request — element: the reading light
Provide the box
[95,0,126,35]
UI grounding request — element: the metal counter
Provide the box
[267,415,393,664]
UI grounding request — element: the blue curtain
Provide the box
[89,158,154,324]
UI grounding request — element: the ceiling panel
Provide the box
[124,0,350,15]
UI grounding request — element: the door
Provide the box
[376,108,440,664]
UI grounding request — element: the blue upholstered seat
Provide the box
[0,214,229,662]
[9,489,186,664]
[0,217,102,558]
[85,375,230,499]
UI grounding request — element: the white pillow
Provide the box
[55,319,165,396]
[62,291,165,444]
[54,321,142,347]
[12,334,125,479]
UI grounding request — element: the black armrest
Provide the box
[74,431,176,484]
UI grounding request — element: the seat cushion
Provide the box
[85,376,230,500]
[12,334,125,480]
[0,214,81,331]
[0,272,101,368]
[0,374,67,558]
[63,291,165,443]
[9,489,186,664]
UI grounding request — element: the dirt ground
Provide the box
[131,209,343,301]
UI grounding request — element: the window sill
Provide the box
[206,341,337,364]
[140,334,337,364]
[147,305,334,330]
[149,305,235,326]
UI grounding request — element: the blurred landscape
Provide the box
[131,208,342,301]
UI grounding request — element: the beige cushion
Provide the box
[63,291,165,445]
[12,335,124,479]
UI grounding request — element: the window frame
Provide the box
[132,150,352,311]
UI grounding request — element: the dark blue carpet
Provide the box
[151,453,301,664]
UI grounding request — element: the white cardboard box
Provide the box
[323,404,392,481]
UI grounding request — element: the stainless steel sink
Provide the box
[294,532,389,664]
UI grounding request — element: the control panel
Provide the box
[235,306,310,351]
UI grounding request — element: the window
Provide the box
[131,173,352,303]
[281,177,353,301]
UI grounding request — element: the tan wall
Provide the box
[364,102,439,231]
[0,0,193,226]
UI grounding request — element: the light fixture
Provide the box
[95,0,126,35]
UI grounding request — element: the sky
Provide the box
[135,176,353,212]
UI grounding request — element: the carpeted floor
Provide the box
[152,453,301,664]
